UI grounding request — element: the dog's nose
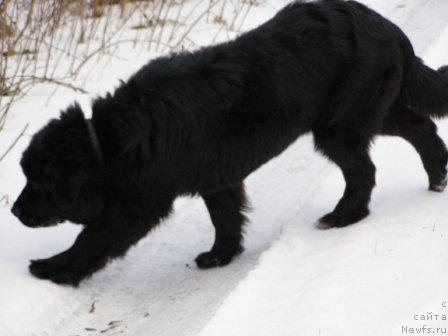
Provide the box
[11,205,21,218]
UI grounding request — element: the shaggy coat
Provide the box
[12,0,448,285]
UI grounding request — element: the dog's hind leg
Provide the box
[313,132,376,229]
[383,106,448,191]
[196,183,248,269]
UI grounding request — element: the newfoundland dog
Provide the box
[12,0,448,285]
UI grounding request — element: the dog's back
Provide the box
[186,0,413,186]
[90,0,448,194]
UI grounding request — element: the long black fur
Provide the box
[12,0,448,286]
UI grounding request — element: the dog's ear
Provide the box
[50,166,86,210]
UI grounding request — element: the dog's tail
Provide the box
[402,59,448,118]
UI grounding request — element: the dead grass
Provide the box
[0,0,263,133]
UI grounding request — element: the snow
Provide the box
[1,1,448,336]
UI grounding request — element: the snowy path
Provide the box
[1,1,448,336]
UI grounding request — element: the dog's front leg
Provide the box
[29,200,173,286]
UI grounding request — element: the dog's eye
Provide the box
[31,182,46,191]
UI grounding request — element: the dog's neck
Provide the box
[85,119,105,169]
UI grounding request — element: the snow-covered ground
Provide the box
[1,1,448,335]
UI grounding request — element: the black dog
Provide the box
[12,0,448,286]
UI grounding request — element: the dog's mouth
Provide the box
[19,216,64,228]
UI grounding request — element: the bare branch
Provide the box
[0,122,29,163]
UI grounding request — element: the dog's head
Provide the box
[11,104,105,228]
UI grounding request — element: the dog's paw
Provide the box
[316,208,369,229]
[195,248,243,269]
[429,177,447,193]
[29,255,82,286]
[315,219,332,230]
